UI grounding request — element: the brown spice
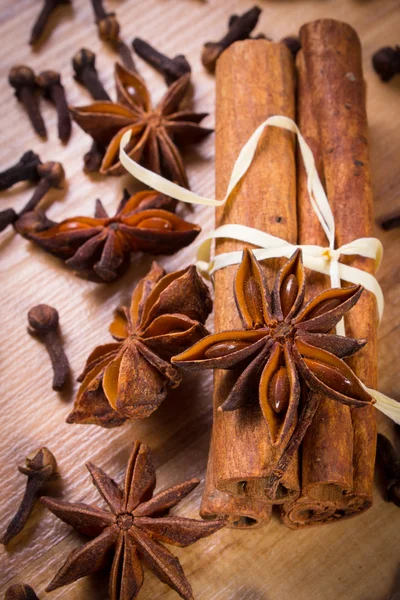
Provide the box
[132,38,191,85]
[71,63,212,185]
[201,6,262,72]
[37,70,71,143]
[200,40,299,519]
[1,448,58,546]
[0,151,42,191]
[5,584,40,600]
[9,66,46,138]
[376,433,400,507]
[72,48,110,101]
[67,262,212,426]
[90,0,136,72]
[29,0,71,46]
[42,441,225,599]
[28,304,70,391]
[17,189,200,282]
[1,160,64,233]
[372,46,400,81]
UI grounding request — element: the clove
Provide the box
[19,161,65,217]
[30,0,72,46]
[90,0,136,72]
[1,448,58,545]
[376,433,400,507]
[0,208,17,232]
[372,46,400,82]
[201,5,262,72]
[72,48,110,101]
[0,151,42,191]
[132,38,191,85]
[0,161,64,233]
[37,70,71,143]
[5,584,40,600]
[281,36,301,57]
[27,304,70,391]
[9,66,47,138]
[72,49,110,172]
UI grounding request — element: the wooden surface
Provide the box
[0,1,399,599]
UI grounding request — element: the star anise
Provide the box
[41,442,225,599]
[173,250,374,477]
[67,262,212,427]
[15,189,200,282]
[70,63,213,186]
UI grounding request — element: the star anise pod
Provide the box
[15,189,200,282]
[173,249,374,471]
[70,63,213,186]
[42,442,225,599]
[67,262,212,427]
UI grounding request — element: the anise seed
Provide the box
[306,297,341,320]
[137,217,173,230]
[305,359,356,397]
[245,276,264,326]
[268,366,290,414]
[204,340,249,359]
[280,274,298,318]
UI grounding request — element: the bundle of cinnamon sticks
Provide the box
[200,19,378,528]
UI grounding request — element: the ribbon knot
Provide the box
[322,248,340,262]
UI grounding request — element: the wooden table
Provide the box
[1,1,399,599]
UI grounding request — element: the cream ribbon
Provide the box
[120,115,399,424]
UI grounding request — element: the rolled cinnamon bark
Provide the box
[200,439,272,528]
[200,39,299,526]
[282,20,377,527]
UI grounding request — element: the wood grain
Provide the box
[0,1,399,599]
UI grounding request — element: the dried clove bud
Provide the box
[0,151,42,191]
[0,208,18,232]
[8,66,47,138]
[30,0,72,46]
[132,38,191,85]
[201,5,262,72]
[19,161,65,217]
[376,433,400,507]
[5,584,40,600]
[28,304,70,391]
[372,46,400,81]
[281,36,301,57]
[72,48,110,101]
[37,70,72,143]
[1,448,58,545]
[1,161,64,234]
[90,0,136,72]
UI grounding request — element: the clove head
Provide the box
[5,584,40,600]
[72,48,96,75]
[19,447,58,480]
[281,36,301,57]
[9,66,37,98]
[372,46,400,81]
[36,70,61,95]
[28,304,59,334]
[37,161,65,188]
[97,14,120,42]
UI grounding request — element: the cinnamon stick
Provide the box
[282,19,377,527]
[200,439,272,528]
[200,39,299,525]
